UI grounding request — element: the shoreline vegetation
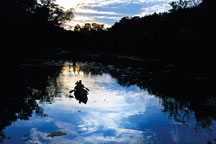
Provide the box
[5,0,216,82]
[5,0,215,59]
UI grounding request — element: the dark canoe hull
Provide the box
[74,89,88,104]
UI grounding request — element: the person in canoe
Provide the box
[69,80,89,104]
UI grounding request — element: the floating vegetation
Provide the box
[23,133,30,141]
[175,118,186,124]
[23,133,30,137]
[47,131,67,137]
[24,138,30,141]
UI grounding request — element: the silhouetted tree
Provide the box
[33,0,74,26]
[74,24,81,31]
[91,23,105,31]
[82,23,91,31]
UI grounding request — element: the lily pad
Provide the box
[175,118,186,124]
[47,131,67,137]
[24,133,30,137]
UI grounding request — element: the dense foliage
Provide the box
[5,0,216,62]
[5,0,74,62]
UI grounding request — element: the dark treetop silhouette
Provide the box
[5,0,216,80]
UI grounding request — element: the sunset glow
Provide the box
[55,0,173,29]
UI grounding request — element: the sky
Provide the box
[55,0,173,28]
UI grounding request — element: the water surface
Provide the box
[1,60,216,144]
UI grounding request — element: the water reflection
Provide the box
[1,61,216,144]
[36,62,161,144]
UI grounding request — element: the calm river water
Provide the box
[1,60,216,144]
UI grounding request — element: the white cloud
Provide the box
[56,0,95,9]
[74,8,118,15]
[138,3,171,16]
[56,0,172,9]
[83,0,126,7]
[73,15,94,22]
[94,15,121,20]
[56,0,173,28]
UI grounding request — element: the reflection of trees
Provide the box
[52,61,216,129]
[102,61,216,128]
[0,87,46,142]
[0,66,60,142]
[1,61,215,141]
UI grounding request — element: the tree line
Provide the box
[5,0,216,74]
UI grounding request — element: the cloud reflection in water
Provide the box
[3,61,215,144]
[40,62,159,143]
